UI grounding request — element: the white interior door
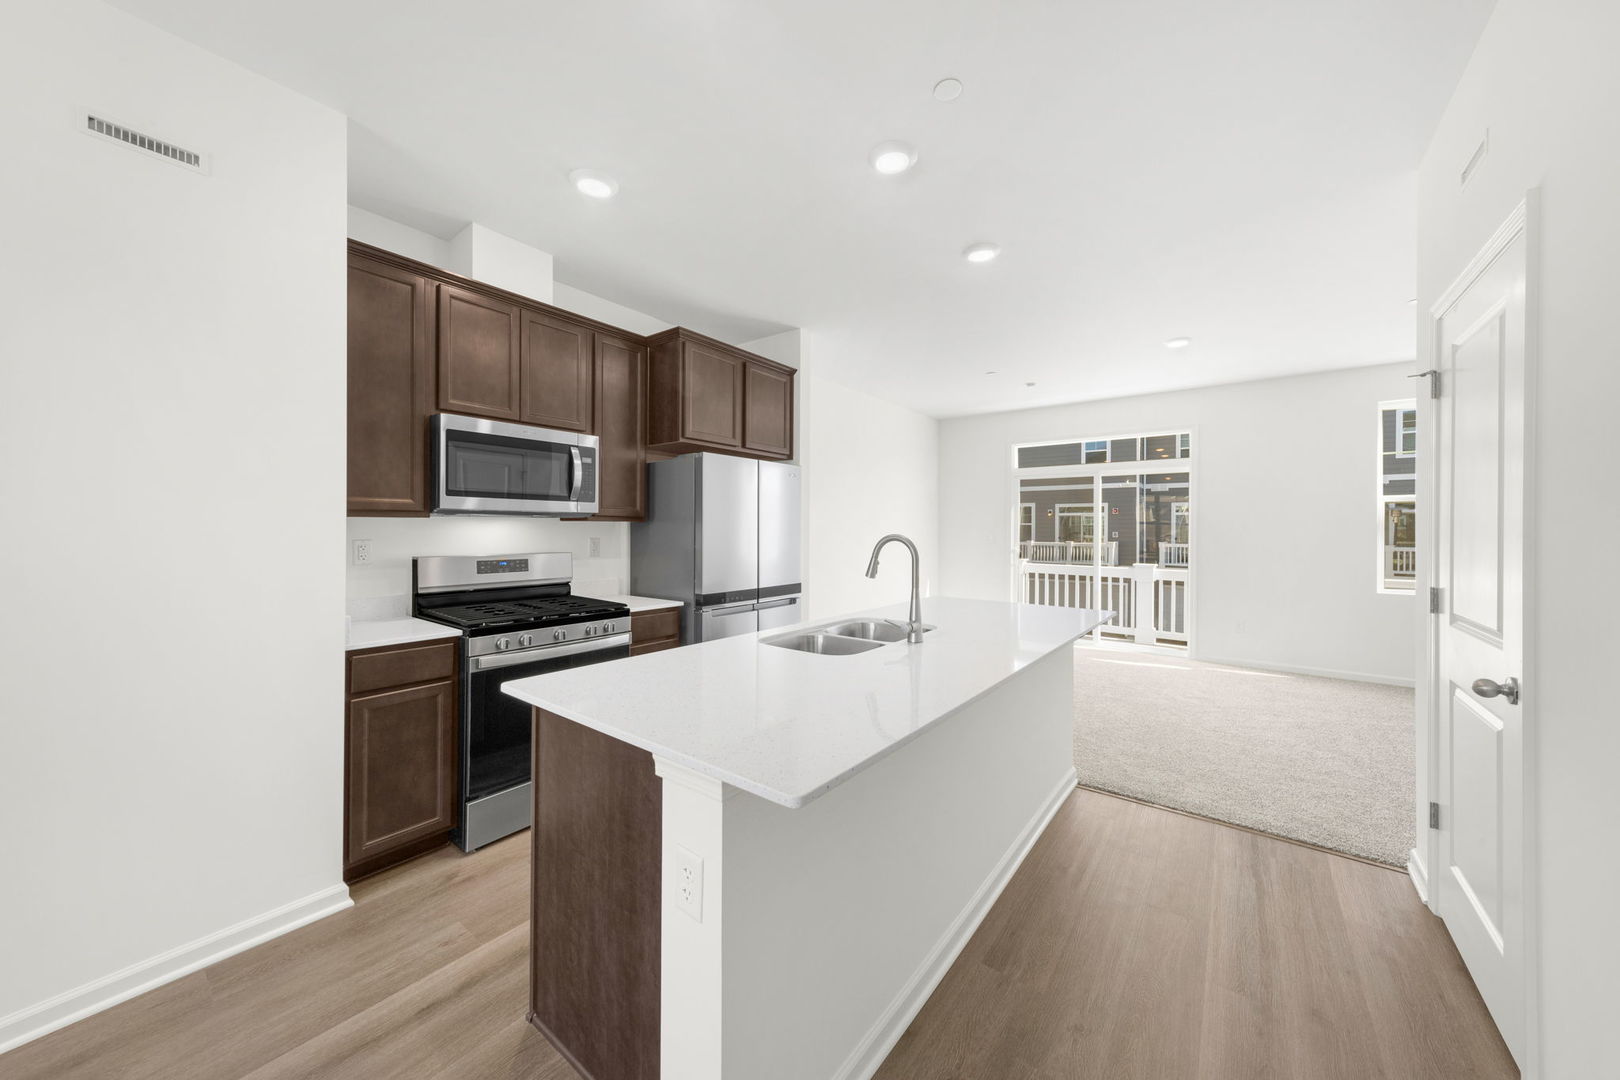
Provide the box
[1431,207,1528,1063]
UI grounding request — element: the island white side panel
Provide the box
[716,646,1076,1079]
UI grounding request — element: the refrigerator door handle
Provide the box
[704,601,759,616]
[755,597,797,610]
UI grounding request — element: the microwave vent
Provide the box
[83,113,206,172]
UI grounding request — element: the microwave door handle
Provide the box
[569,446,583,501]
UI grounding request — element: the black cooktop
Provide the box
[417,593,627,631]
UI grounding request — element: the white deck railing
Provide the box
[1385,546,1416,578]
[1018,561,1189,647]
[1159,542,1190,568]
[1019,540,1119,565]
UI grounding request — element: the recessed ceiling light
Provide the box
[568,169,618,199]
[985,370,998,375]
[870,141,917,175]
[963,243,1000,263]
[933,77,964,102]
[1163,337,1192,349]
[1025,381,1036,388]
[1408,297,1419,305]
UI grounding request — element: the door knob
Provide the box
[1471,676,1520,705]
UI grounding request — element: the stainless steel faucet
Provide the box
[865,534,925,644]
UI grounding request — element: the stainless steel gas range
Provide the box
[412,553,631,852]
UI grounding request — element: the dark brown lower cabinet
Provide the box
[344,641,459,883]
[629,607,681,655]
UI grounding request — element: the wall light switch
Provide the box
[351,539,372,565]
[673,845,703,922]
[588,536,602,558]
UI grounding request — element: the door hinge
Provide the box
[1409,369,1441,398]
[1429,801,1441,829]
[1429,586,1442,613]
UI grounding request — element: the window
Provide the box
[1018,504,1034,543]
[1055,504,1095,543]
[1378,400,1418,591]
[1016,432,1192,469]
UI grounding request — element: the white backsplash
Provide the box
[345,516,632,602]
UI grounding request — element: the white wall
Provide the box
[552,282,673,337]
[938,363,1418,683]
[797,349,940,622]
[0,0,348,1049]
[1417,1,1620,1073]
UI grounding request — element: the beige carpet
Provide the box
[1073,648,1415,866]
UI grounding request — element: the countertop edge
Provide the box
[509,611,1103,808]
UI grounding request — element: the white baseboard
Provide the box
[1192,654,1416,688]
[0,883,353,1056]
[832,767,1078,1080]
[1407,848,1431,906]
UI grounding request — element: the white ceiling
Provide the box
[114,0,1493,417]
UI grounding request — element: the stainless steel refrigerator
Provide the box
[630,454,802,642]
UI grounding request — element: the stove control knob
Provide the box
[604,621,615,634]
[518,634,534,648]
[495,637,512,652]
[584,625,595,637]
[553,629,566,642]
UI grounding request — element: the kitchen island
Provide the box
[503,597,1108,1080]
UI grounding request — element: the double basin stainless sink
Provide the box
[763,619,934,655]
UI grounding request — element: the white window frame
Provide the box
[1009,428,1197,651]
[1377,398,1419,594]
[1018,502,1034,544]
[1054,504,1096,544]
[1396,406,1418,459]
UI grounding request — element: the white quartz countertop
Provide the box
[598,594,685,614]
[501,597,1109,808]
[345,616,461,652]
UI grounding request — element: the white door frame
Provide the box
[1415,193,1541,1076]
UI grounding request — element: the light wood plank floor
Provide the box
[1,790,1516,1079]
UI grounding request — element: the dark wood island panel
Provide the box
[530,709,663,1080]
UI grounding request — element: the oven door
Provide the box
[460,632,630,850]
[433,413,599,516]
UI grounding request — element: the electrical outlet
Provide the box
[351,539,372,565]
[588,536,602,558]
[673,845,703,922]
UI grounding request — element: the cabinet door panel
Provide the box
[743,361,793,458]
[521,310,593,432]
[681,344,743,447]
[437,285,520,419]
[346,680,457,867]
[594,334,647,519]
[348,256,432,514]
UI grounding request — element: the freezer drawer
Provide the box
[699,601,759,640]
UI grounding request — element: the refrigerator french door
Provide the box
[632,454,803,643]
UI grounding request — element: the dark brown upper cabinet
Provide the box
[743,360,794,458]
[437,284,521,420]
[590,333,648,520]
[348,254,434,516]
[647,329,794,460]
[520,309,594,432]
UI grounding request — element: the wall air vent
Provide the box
[82,113,207,173]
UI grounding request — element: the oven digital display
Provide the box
[476,558,529,575]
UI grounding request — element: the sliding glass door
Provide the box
[1013,433,1193,648]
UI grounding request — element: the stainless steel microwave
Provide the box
[431,414,599,516]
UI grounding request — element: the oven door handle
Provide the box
[471,632,630,671]
[569,446,583,501]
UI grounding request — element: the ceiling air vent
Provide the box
[82,113,207,173]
